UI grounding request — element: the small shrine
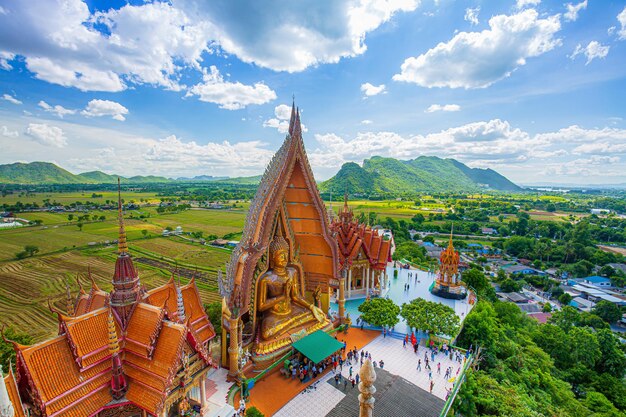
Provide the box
[430,232,468,300]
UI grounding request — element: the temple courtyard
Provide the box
[272,331,461,417]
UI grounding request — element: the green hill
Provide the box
[0,162,171,184]
[77,171,118,183]
[0,162,85,184]
[320,156,520,194]
[214,175,262,185]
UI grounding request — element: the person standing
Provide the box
[430,380,434,393]
[417,359,421,371]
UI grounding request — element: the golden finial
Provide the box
[448,223,454,249]
[117,178,128,254]
[108,310,120,355]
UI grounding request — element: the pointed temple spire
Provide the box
[340,189,353,223]
[176,276,186,323]
[288,97,296,136]
[117,178,128,255]
[110,178,142,329]
[107,310,127,400]
[292,107,302,138]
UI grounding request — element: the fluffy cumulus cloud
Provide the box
[516,0,541,9]
[177,0,419,72]
[464,7,479,26]
[0,0,214,92]
[425,104,460,113]
[0,51,14,70]
[618,7,626,40]
[187,66,276,110]
[81,99,129,121]
[2,93,22,105]
[361,119,373,125]
[38,100,76,118]
[307,119,626,182]
[263,103,307,133]
[1,125,18,137]
[564,0,587,22]
[393,9,561,88]
[570,41,609,64]
[360,82,387,97]
[26,123,68,147]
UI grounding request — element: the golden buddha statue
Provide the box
[257,235,326,340]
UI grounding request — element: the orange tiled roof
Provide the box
[63,308,111,369]
[332,218,391,270]
[4,367,26,417]
[181,280,215,345]
[144,278,178,318]
[125,303,165,358]
[17,335,112,417]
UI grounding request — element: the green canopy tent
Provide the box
[291,330,344,364]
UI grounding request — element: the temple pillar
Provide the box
[141,410,147,417]
[227,317,239,379]
[200,375,208,413]
[365,267,370,294]
[348,268,353,299]
[338,276,346,324]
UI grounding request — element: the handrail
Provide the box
[439,353,473,417]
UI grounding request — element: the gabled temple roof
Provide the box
[331,198,392,270]
[3,366,26,417]
[226,101,339,314]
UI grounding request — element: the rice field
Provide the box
[0,248,223,342]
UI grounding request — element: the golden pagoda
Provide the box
[430,229,468,300]
[220,101,343,374]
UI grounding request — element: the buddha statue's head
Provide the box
[269,235,289,268]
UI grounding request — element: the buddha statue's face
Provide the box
[272,249,288,268]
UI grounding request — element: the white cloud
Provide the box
[570,41,609,64]
[516,0,541,9]
[564,0,587,22]
[618,7,626,40]
[0,52,14,70]
[38,100,76,118]
[393,9,561,88]
[360,83,387,97]
[1,125,18,137]
[263,103,306,133]
[425,104,461,113]
[187,66,276,110]
[81,99,129,121]
[26,123,68,147]
[361,119,373,125]
[2,93,22,105]
[464,7,479,26]
[177,0,419,72]
[0,1,211,92]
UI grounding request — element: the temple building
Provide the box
[220,102,345,376]
[331,195,392,300]
[3,182,217,417]
[430,233,468,300]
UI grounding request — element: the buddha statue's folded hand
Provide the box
[309,304,325,322]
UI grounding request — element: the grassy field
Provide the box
[338,199,441,220]
[132,237,232,270]
[2,190,163,205]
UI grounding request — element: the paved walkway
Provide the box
[274,334,462,416]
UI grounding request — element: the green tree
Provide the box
[595,328,626,379]
[67,214,74,221]
[593,301,622,324]
[558,293,573,306]
[542,303,552,313]
[461,268,489,294]
[400,298,460,337]
[500,278,522,293]
[358,298,400,329]
[24,245,39,257]
[423,235,435,244]
[141,229,148,238]
[246,406,265,417]
[0,326,33,372]
[76,221,83,231]
[204,301,222,337]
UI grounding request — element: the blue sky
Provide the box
[1,0,625,184]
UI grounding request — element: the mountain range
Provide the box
[0,158,520,192]
[319,156,521,193]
